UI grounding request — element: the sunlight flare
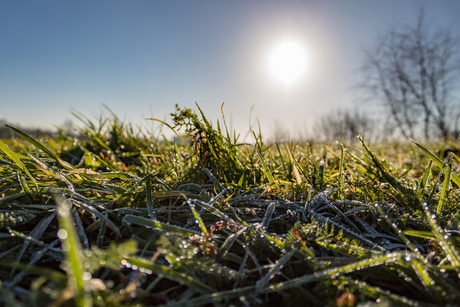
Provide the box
[268,41,307,85]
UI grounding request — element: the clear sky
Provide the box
[1,0,459,138]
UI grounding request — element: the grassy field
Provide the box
[1,105,459,306]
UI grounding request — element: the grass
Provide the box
[0,103,459,306]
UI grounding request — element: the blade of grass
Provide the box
[17,171,34,203]
[437,158,452,216]
[0,139,36,185]
[255,249,296,292]
[122,215,200,236]
[413,141,460,187]
[339,143,345,199]
[12,213,56,277]
[287,145,302,185]
[403,230,460,247]
[5,125,75,170]
[261,202,276,230]
[56,195,92,307]
[422,203,460,277]
[215,227,247,262]
[256,149,275,185]
[421,160,432,190]
[169,252,409,307]
[123,256,214,293]
[145,179,156,220]
[187,201,208,234]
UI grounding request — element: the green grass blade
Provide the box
[267,252,405,292]
[5,125,75,170]
[122,215,200,236]
[257,149,275,184]
[409,255,441,301]
[404,230,460,247]
[124,256,214,293]
[191,199,235,223]
[56,195,92,307]
[422,203,460,271]
[17,171,34,203]
[437,158,452,216]
[0,139,36,184]
[413,141,460,187]
[188,201,208,234]
[349,278,427,306]
[358,136,399,187]
[339,143,345,199]
[421,160,432,190]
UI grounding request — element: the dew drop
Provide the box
[106,280,114,288]
[57,229,68,240]
[260,235,265,239]
[82,272,92,281]
[405,255,411,262]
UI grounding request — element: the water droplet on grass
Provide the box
[57,229,68,240]
[82,272,92,281]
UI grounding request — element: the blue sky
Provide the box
[1,0,459,138]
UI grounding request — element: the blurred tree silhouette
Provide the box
[313,109,376,143]
[358,7,460,140]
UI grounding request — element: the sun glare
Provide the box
[268,41,307,86]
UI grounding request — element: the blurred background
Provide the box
[1,0,459,142]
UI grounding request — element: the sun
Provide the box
[268,41,307,85]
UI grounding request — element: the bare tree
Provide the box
[313,109,376,143]
[358,7,460,140]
